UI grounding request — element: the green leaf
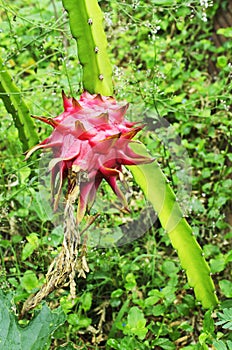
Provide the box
[0,239,11,248]
[111,289,123,299]
[199,332,209,346]
[106,338,120,349]
[219,280,232,298]
[203,310,214,334]
[125,273,137,290]
[216,308,232,330]
[129,142,218,309]
[67,314,91,329]
[0,57,38,152]
[162,260,179,275]
[22,233,40,261]
[80,292,92,312]
[30,188,54,222]
[125,306,148,340]
[20,270,39,292]
[145,289,162,307]
[210,255,225,273]
[225,250,232,264]
[60,296,78,314]
[62,0,113,96]
[127,307,146,329]
[217,27,232,38]
[27,232,40,246]
[19,166,31,183]
[152,337,175,350]
[22,243,36,261]
[217,56,228,68]
[43,225,64,247]
[152,304,166,316]
[213,340,229,350]
[0,291,66,350]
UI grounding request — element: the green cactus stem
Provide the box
[0,57,38,152]
[129,142,218,308]
[62,0,113,96]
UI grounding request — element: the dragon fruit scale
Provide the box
[26,91,153,223]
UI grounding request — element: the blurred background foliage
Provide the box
[0,0,232,349]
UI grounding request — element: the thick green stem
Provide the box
[129,143,218,308]
[62,0,113,96]
[0,57,38,152]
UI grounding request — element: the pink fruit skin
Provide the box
[26,91,152,222]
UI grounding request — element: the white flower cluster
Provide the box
[201,11,207,22]
[104,12,113,27]
[199,0,213,22]
[200,0,209,8]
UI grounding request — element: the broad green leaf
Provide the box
[153,304,166,316]
[111,289,123,299]
[62,0,113,96]
[145,289,162,307]
[152,337,175,350]
[203,310,214,334]
[129,142,218,309]
[144,295,161,307]
[80,292,92,312]
[210,255,225,273]
[213,340,229,350]
[217,27,232,38]
[0,291,66,350]
[60,296,78,314]
[199,332,209,346]
[67,314,91,329]
[20,270,39,292]
[29,187,54,222]
[0,239,11,248]
[19,166,31,183]
[162,260,179,275]
[42,225,64,247]
[125,273,137,290]
[219,280,232,298]
[26,232,40,246]
[22,233,40,261]
[125,306,148,340]
[0,57,38,152]
[217,56,228,68]
[21,243,36,261]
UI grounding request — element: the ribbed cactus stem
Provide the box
[62,0,113,96]
[0,57,38,152]
[129,143,218,308]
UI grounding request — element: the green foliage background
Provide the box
[0,0,231,349]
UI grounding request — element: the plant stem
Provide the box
[62,0,113,96]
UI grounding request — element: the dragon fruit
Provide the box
[26,91,152,222]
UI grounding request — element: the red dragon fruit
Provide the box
[26,91,152,222]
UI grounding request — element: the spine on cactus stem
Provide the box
[62,0,113,96]
[61,0,218,308]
